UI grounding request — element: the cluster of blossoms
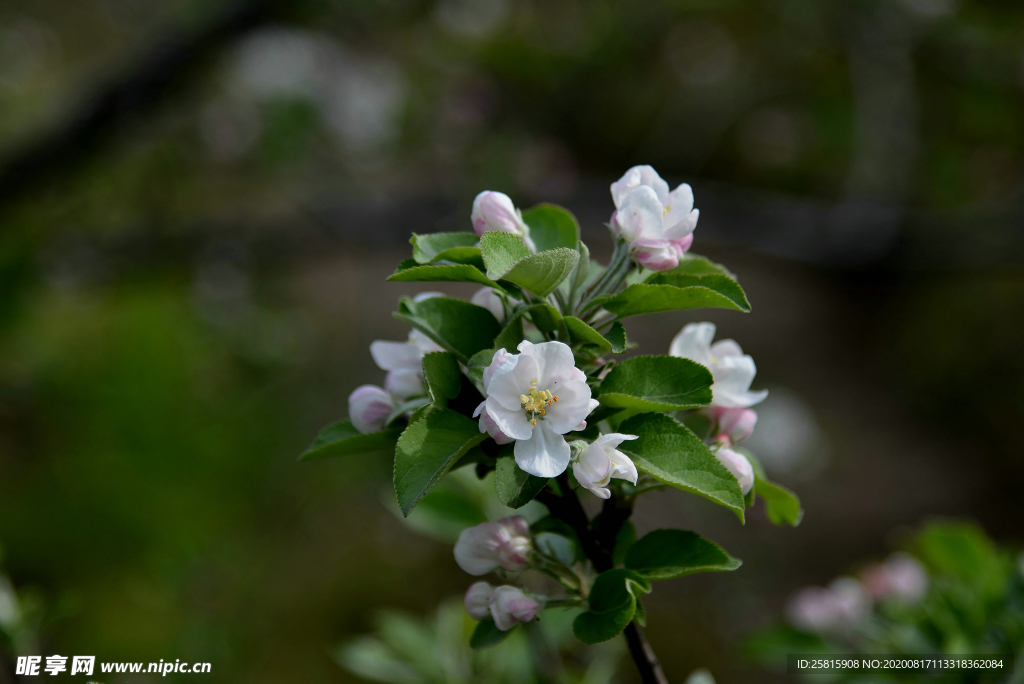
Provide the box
[787,553,929,633]
[309,164,802,679]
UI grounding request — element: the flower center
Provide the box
[520,379,558,426]
[662,205,671,216]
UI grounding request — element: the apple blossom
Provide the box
[348,385,395,434]
[481,341,599,478]
[453,516,533,576]
[471,191,536,251]
[670,322,768,408]
[471,287,506,322]
[464,581,494,621]
[701,406,758,446]
[489,585,541,631]
[861,553,929,604]
[609,165,699,271]
[787,578,871,633]
[369,328,445,402]
[473,348,515,443]
[715,447,755,495]
[572,433,639,499]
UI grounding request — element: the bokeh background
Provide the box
[0,0,1022,681]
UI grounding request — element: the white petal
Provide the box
[710,339,744,358]
[485,399,533,441]
[487,352,539,411]
[514,424,570,478]
[369,340,420,372]
[716,448,755,494]
[669,322,716,365]
[348,385,395,434]
[610,166,642,208]
[711,354,767,408]
[662,184,697,238]
[481,348,513,393]
[595,432,638,451]
[384,368,424,401]
[518,340,575,386]
[471,287,505,322]
[608,449,639,484]
[614,186,664,242]
[542,378,593,434]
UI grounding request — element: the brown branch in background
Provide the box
[0,0,276,214]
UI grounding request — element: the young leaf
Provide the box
[411,232,480,263]
[299,420,400,461]
[572,569,651,645]
[470,619,511,649]
[422,351,462,405]
[480,233,580,298]
[645,272,750,311]
[495,456,548,509]
[394,409,487,516]
[597,355,713,412]
[742,450,803,527]
[387,263,500,290]
[625,529,742,580]
[618,413,746,521]
[564,316,611,354]
[663,253,736,277]
[521,203,580,252]
[605,321,628,354]
[466,348,498,385]
[602,281,750,319]
[394,296,502,363]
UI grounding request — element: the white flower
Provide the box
[481,341,598,478]
[348,385,395,434]
[471,287,506,322]
[369,328,445,402]
[609,165,699,271]
[572,433,639,499]
[471,191,536,251]
[464,581,494,621]
[669,322,767,408]
[861,553,929,604]
[489,585,540,631]
[701,406,758,446]
[715,447,755,495]
[453,516,533,576]
[786,578,871,633]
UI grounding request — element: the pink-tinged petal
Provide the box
[464,582,494,620]
[348,385,395,434]
[454,523,503,575]
[702,407,757,445]
[481,348,513,394]
[471,191,528,239]
[384,367,424,401]
[514,424,570,478]
[489,586,539,631]
[613,186,664,243]
[671,233,694,258]
[479,411,515,445]
[369,340,420,372]
[487,352,539,411]
[631,238,679,271]
[669,322,716,365]
[715,448,755,494]
[485,400,533,441]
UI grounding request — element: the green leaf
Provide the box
[385,397,431,427]
[602,281,750,319]
[422,351,462,405]
[612,521,637,567]
[597,355,713,412]
[605,321,628,354]
[466,348,498,385]
[387,263,499,289]
[521,203,580,252]
[742,451,803,527]
[394,409,487,516]
[564,316,611,354]
[470,619,511,649]
[645,271,750,311]
[394,296,502,363]
[493,304,564,352]
[619,413,746,521]
[480,233,579,298]
[572,569,651,645]
[411,232,480,263]
[665,253,735,277]
[495,456,548,509]
[625,529,741,580]
[531,516,584,562]
[299,420,400,461]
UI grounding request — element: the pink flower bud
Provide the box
[701,407,758,446]
[630,238,680,272]
[671,233,694,257]
[348,385,395,434]
[715,447,755,494]
[464,581,494,621]
[453,517,533,576]
[471,191,534,250]
[489,585,540,631]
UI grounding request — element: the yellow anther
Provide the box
[531,418,537,425]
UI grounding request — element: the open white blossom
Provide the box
[573,433,639,499]
[489,585,541,631]
[369,328,444,402]
[471,191,536,251]
[670,322,767,408]
[478,341,598,478]
[348,385,394,434]
[715,447,755,495]
[464,581,494,620]
[454,516,533,575]
[610,165,698,271]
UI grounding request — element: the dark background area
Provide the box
[0,0,1022,681]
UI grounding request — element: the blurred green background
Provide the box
[0,0,1022,681]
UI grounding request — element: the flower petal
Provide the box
[669,322,716,365]
[518,340,575,387]
[613,186,664,243]
[542,378,593,434]
[485,399,534,441]
[514,424,570,478]
[369,340,420,372]
[487,352,539,411]
[712,354,768,408]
